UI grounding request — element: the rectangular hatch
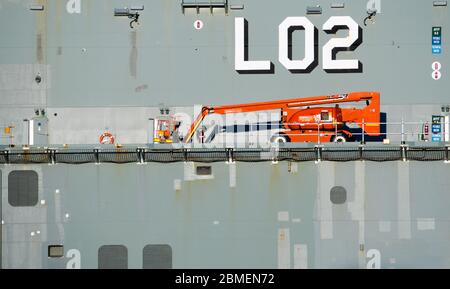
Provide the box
[181,0,229,14]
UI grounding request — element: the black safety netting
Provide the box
[321,147,362,162]
[288,148,317,162]
[98,149,140,163]
[7,150,50,164]
[0,146,448,164]
[144,149,185,163]
[0,151,7,163]
[55,149,97,164]
[407,147,447,161]
[185,149,228,163]
[361,147,403,162]
[233,149,278,162]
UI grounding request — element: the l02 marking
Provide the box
[235,16,363,74]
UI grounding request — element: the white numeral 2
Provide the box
[323,16,362,71]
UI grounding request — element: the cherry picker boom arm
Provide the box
[184,91,380,143]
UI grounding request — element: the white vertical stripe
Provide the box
[318,162,334,239]
[55,189,65,240]
[277,228,291,269]
[229,163,236,188]
[173,179,181,191]
[293,244,308,269]
[398,162,411,239]
[444,116,449,142]
[289,162,298,174]
[352,162,366,268]
[183,162,195,181]
[350,162,366,222]
[28,119,34,145]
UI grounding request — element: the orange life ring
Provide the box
[99,132,115,144]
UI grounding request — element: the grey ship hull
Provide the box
[1,0,450,268]
[2,154,450,268]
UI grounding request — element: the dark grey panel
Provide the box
[330,186,347,204]
[196,165,212,175]
[48,245,64,258]
[8,170,38,207]
[143,244,172,269]
[98,245,128,269]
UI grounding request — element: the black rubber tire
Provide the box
[271,135,289,143]
[331,134,347,143]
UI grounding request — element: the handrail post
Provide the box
[137,148,145,164]
[226,148,234,164]
[401,144,408,162]
[317,122,320,144]
[48,149,56,165]
[401,118,405,144]
[94,148,100,164]
[183,148,188,163]
[362,118,365,144]
[4,150,9,164]
[335,121,338,139]
[315,145,322,163]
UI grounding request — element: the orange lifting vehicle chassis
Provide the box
[184,91,381,143]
